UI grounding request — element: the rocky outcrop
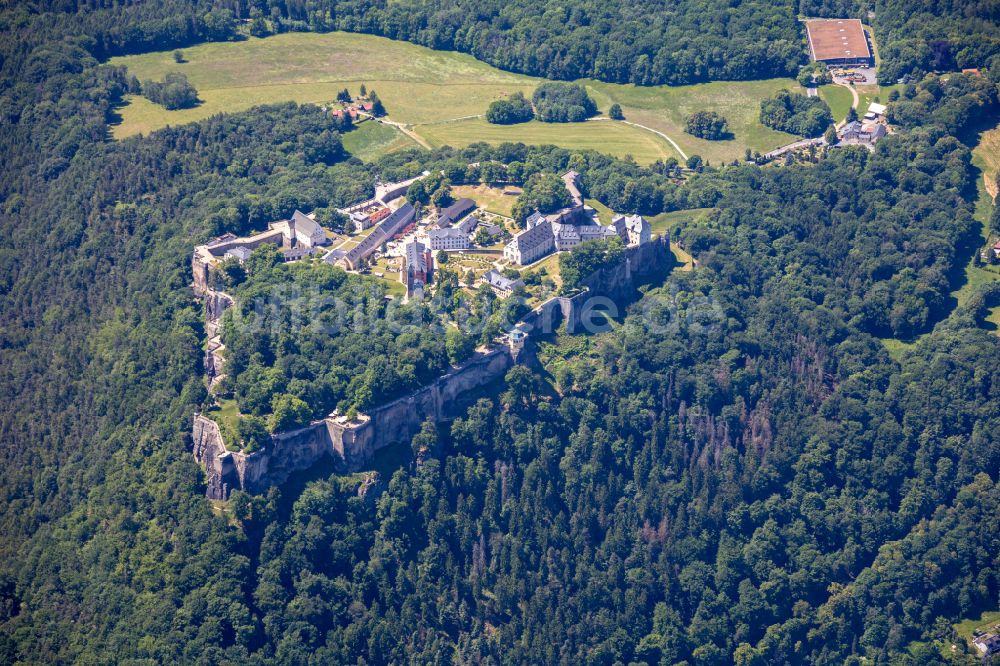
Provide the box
[204,290,233,337]
[192,414,238,500]
[194,347,514,499]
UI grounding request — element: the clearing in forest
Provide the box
[110,31,802,164]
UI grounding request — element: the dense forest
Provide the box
[2,1,1000,665]
[13,0,1000,88]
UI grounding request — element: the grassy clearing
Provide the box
[110,32,806,161]
[524,253,563,289]
[452,184,521,217]
[584,78,804,164]
[855,83,902,115]
[205,397,242,449]
[584,198,615,224]
[416,117,677,165]
[820,85,855,123]
[978,124,1000,201]
[341,120,418,161]
[647,207,716,236]
[668,243,693,271]
[954,610,1000,643]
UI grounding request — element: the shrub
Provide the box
[684,111,730,140]
[141,72,198,110]
[608,103,624,120]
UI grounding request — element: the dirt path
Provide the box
[586,117,688,161]
[373,117,432,149]
[835,83,860,129]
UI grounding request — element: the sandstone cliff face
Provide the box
[204,290,233,338]
[192,415,237,500]
[194,348,514,498]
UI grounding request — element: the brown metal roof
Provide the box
[805,19,871,62]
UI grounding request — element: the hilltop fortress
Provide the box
[189,172,673,500]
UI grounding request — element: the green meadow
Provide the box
[110,31,803,164]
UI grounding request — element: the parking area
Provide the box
[831,67,877,85]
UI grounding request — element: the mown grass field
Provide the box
[417,117,679,164]
[340,120,418,161]
[451,184,521,217]
[820,85,855,123]
[110,31,805,163]
[583,78,803,163]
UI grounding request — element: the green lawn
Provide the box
[416,117,678,165]
[820,85,855,123]
[110,31,807,162]
[584,198,615,224]
[647,207,716,236]
[452,184,521,217]
[584,77,805,164]
[341,120,418,161]
[205,398,242,450]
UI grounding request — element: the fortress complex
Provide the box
[504,171,651,265]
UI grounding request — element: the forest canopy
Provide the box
[1,1,1000,665]
[759,90,834,137]
[485,92,535,125]
[531,82,598,123]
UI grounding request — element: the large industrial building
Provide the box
[805,19,873,67]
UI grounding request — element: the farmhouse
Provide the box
[839,120,886,145]
[973,632,1000,656]
[805,19,873,67]
[864,102,886,120]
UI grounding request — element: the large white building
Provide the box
[504,219,555,265]
[611,214,651,247]
[288,210,327,248]
[427,227,470,251]
[503,172,653,266]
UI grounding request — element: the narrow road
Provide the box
[764,137,826,159]
[588,117,688,161]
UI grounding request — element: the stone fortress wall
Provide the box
[191,234,672,499]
